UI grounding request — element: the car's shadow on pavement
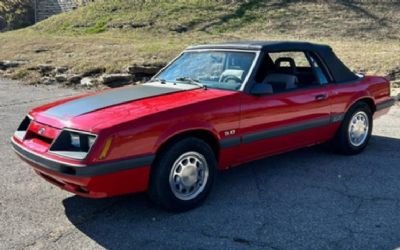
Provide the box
[62,135,400,250]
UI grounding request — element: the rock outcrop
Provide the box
[0,0,34,31]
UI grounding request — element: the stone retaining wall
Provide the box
[35,0,90,22]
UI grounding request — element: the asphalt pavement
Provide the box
[1,78,400,250]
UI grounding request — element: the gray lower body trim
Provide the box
[12,140,154,177]
[330,113,344,123]
[376,98,396,111]
[220,137,241,148]
[221,115,344,148]
[242,117,331,144]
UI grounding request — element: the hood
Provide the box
[31,82,236,132]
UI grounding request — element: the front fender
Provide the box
[153,119,220,152]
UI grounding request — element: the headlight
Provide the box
[70,132,81,148]
[14,115,32,140]
[88,135,96,149]
[50,129,97,160]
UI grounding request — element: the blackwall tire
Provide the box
[332,102,373,155]
[148,137,217,212]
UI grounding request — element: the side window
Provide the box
[264,51,318,92]
[254,51,330,93]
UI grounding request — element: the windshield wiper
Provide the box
[175,77,207,90]
[149,77,169,84]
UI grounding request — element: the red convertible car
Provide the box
[11,41,394,211]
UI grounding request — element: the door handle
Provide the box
[315,94,327,101]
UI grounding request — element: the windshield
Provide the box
[155,50,257,91]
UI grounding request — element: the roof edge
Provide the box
[186,43,263,51]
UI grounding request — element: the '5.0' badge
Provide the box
[224,129,236,136]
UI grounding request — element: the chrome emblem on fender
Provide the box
[224,129,236,136]
[38,127,46,135]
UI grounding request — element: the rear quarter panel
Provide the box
[331,75,390,116]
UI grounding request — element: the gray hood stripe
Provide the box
[43,83,199,119]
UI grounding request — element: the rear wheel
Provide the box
[148,138,216,212]
[332,102,372,155]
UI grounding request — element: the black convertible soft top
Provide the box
[187,41,359,83]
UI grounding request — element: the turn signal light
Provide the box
[99,137,113,160]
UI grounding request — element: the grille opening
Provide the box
[25,130,54,145]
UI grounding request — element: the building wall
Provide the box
[35,0,89,22]
[0,1,35,31]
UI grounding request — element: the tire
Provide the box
[332,102,373,155]
[148,137,217,212]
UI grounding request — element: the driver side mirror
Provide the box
[250,83,273,96]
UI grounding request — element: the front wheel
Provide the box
[332,102,373,155]
[148,138,216,212]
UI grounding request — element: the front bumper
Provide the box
[11,137,154,198]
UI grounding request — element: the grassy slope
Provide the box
[0,0,399,81]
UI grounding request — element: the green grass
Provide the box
[0,0,400,84]
[30,0,400,41]
[84,17,110,34]
[34,0,232,35]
